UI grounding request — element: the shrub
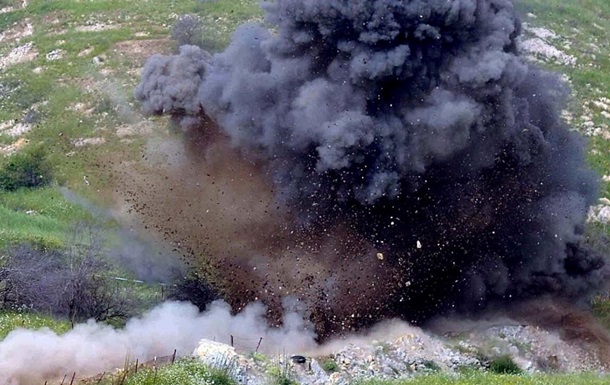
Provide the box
[0,144,52,191]
[322,358,339,373]
[0,224,137,324]
[171,14,205,48]
[422,360,441,372]
[489,355,522,375]
[269,371,297,385]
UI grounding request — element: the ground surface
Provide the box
[1,0,610,383]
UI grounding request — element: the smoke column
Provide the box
[134,0,608,335]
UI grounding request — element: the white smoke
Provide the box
[0,301,316,385]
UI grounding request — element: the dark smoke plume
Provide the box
[135,0,608,336]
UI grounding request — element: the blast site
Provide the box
[1,0,610,384]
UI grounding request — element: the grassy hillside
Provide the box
[0,0,263,248]
[0,309,70,339]
[1,0,608,249]
[0,2,610,383]
[514,0,610,196]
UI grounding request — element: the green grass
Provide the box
[515,0,610,198]
[0,310,71,339]
[0,9,24,31]
[0,0,263,250]
[591,294,610,330]
[0,0,261,194]
[322,358,339,373]
[588,136,610,197]
[99,358,236,385]
[0,187,93,248]
[358,372,610,385]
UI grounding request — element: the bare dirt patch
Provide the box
[0,0,25,14]
[66,102,95,116]
[0,19,33,43]
[72,137,106,147]
[41,11,65,25]
[111,39,173,67]
[0,42,38,69]
[4,123,31,137]
[116,121,154,138]
[78,46,95,57]
[0,137,29,156]
[518,23,577,66]
[75,23,120,33]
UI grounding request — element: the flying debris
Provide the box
[135,0,608,336]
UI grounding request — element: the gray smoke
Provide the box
[0,300,316,384]
[135,0,608,334]
[60,187,183,283]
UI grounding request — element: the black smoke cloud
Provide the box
[135,0,608,333]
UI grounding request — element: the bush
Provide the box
[171,14,205,48]
[167,271,220,311]
[0,224,137,324]
[422,360,441,372]
[322,358,339,373]
[0,144,52,191]
[489,355,522,375]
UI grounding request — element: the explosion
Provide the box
[133,0,608,337]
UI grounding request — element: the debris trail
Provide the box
[134,0,607,334]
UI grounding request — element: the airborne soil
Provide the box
[1,0,610,383]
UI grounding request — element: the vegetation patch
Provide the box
[96,358,236,385]
[0,187,93,249]
[0,309,70,340]
[0,144,52,191]
[267,362,298,385]
[357,373,610,385]
[321,357,339,373]
[0,227,139,325]
[488,355,522,375]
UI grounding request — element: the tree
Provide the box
[0,224,135,324]
[167,270,220,311]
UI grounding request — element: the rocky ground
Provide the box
[193,319,605,385]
